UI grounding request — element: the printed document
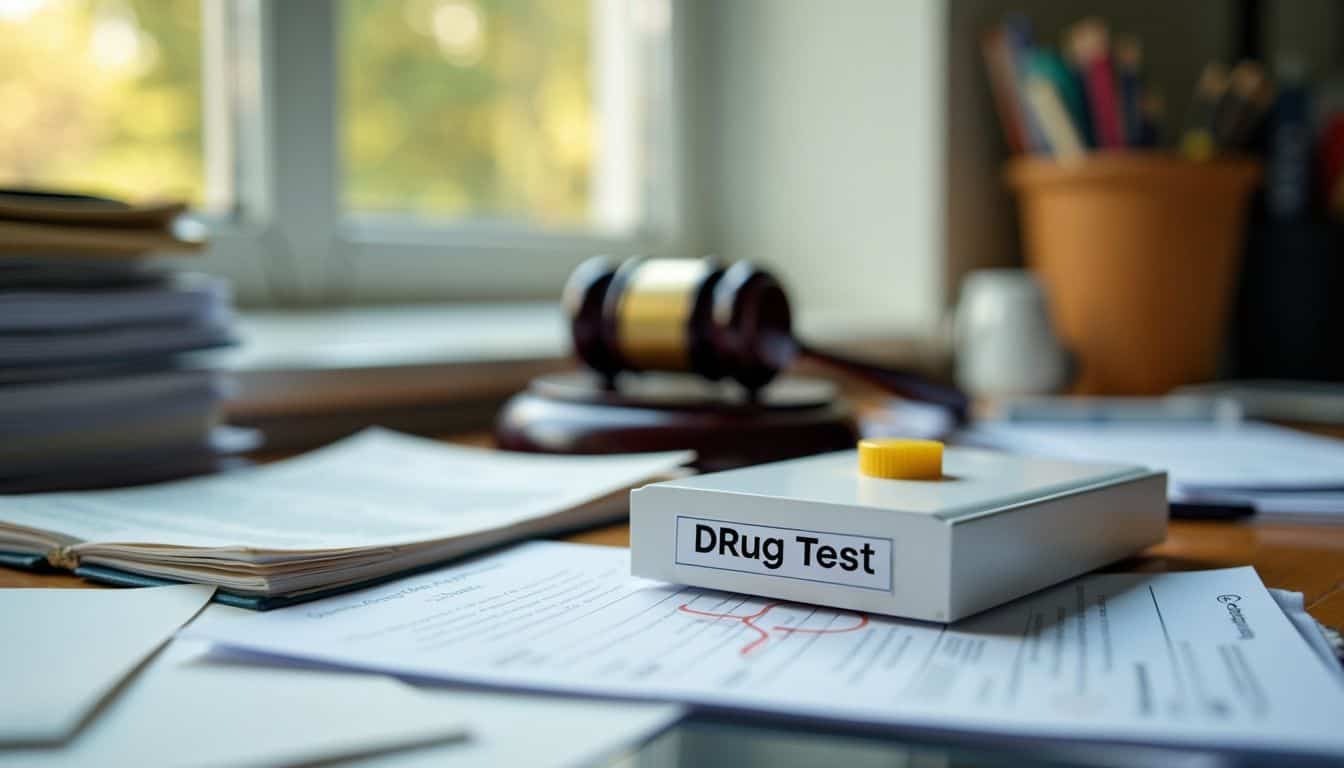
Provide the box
[0,429,691,597]
[192,542,1344,757]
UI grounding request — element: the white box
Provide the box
[630,448,1166,622]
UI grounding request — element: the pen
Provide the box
[1169,501,1257,520]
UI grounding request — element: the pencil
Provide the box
[1003,14,1049,153]
[1182,62,1228,160]
[1138,89,1165,147]
[1115,37,1144,147]
[980,27,1028,153]
[1067,19,1125,149]
[1028,50,1092,150]
[1220,61,1274,151]
[1024,77,1086,161]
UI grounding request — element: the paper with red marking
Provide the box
[189,542,1344,758]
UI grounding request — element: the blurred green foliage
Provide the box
[0,0,204,203]
[0,0,594,224]
[344,0,594,225]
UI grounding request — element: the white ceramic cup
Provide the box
[953,269,1072,398]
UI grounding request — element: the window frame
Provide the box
[196,0,689,307]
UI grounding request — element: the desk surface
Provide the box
[3,433,1344,629]
[4,520,1342,627]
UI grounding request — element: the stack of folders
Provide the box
[0,189,253,493]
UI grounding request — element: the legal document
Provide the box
[0,429,691,599]
[192,542,1344,758]
[962,420,1344,519]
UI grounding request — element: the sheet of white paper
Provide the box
[0,428,692,551]
[341,689,681,768]
[0,602,679,768]
[960,421,1344,492]
[0,584,213,745]
[0,605,467,768]
[1268,588,1344,683]
[191,542,1344,758]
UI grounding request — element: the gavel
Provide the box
[564,257,970,422]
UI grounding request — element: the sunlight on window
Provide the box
[0,0,203,204]
[341,0,596,227]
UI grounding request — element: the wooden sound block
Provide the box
[495,372,857,472]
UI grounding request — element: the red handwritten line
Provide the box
[678,602,869,655]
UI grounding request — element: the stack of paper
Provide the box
[190,542,1344,760]
[0,190,241,492]
[0,584,214,746]
[960,420,1344,520]
[0,429,692,607]
[0,587,681,768]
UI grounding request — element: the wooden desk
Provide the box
[5,520,1341,628]
[4,426,1344,630]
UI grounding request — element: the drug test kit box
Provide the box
[630,441,1166,622]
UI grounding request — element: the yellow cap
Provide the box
[857,438,943,480]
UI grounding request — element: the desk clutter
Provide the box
[497,256,969,471]
[0,584,681,768]
[0,190,248,494]
[189,543,1344,759]
[3,433,1344,762]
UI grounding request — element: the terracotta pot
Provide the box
[1005,153,1261,394]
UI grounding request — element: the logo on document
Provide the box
[1216,594,1255,639]
[677,600,869,655]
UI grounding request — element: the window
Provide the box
[1,0,683,305]
[0,0,208,205]
[342,0,599,228]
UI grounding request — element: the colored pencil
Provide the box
[1028,50,1092,149]
[1003,14,1049,153]
[1115,37,1144,147]
[1181,62,1228,160]
[1024,77,1086,161]
[1137,89,1165,147]
[1220,61,1274,151]
[1067,19,1125,149]
[980,28,1028,153]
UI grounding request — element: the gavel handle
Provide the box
[798,344,971,424]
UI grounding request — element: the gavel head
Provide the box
[564,257,798,391]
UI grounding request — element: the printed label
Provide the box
[674,516,892,592]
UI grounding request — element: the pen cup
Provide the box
[1005,153,1261,395]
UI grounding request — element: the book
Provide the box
[0,218,205,256]
[0,428,692,609]
[0,320,235,367]
[0,272,229,331]
[0,189,187,227]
